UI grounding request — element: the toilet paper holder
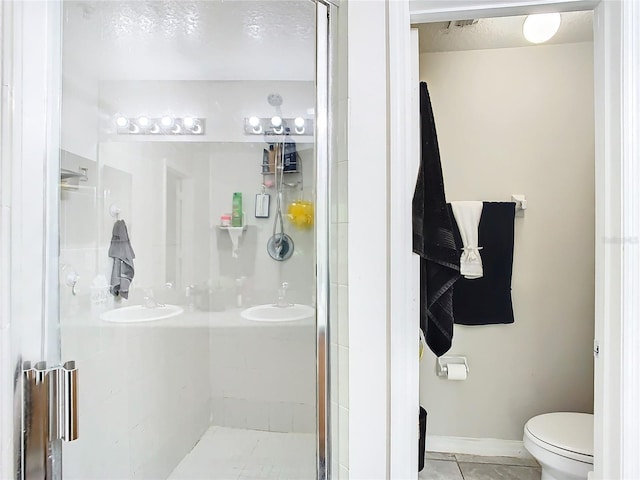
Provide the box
[436,356,469,377]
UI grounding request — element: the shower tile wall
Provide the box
[60,77,322,476]
[206,142,316,433]
[332,3,350,477]
[0,169,12,480]
[59,142,212,479]
[209,326,316,433]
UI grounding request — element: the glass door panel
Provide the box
[58,2,323,478]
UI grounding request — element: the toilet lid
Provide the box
[525,412,593,458]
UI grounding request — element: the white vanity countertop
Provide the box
[60,306,315,329]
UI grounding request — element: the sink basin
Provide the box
[100,304,184,323]
[241,304,315,322]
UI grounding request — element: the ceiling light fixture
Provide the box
[523,12,561,44]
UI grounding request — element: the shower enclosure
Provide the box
[9,1,336,479]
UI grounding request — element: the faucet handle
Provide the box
[281,282,289,290]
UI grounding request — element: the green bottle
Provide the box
[232,192,243,227]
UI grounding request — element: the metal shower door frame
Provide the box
[4,0,337,479]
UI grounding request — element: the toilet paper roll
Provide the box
[446,364,467,381]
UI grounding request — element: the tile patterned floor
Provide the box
[169,426,539,480]
[168,426,316,480]
[419,452,541,480]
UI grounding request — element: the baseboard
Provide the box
[426,435,534,459]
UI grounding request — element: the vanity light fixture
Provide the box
[160,115,174,127]
[271,115,283,133]
[294,116,305,134]
[115,116,129,128]
[243,116,313,136]
[114,115,206,135]
[249,116,262,134]
[523,12,561,44]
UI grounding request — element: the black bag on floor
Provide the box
[419,407,427,472]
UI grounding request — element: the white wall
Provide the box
[346,1,389,479]
[419,42,595,440]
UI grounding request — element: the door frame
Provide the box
[388,0,640,479]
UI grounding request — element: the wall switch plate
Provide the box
[255,193,270,218]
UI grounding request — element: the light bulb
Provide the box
[294,117,305,128]
[523,13,561,44]
[115,116,129,128]
[271,116,282,128]
[137,116,150,127]
[161,115,173,127]
[183,116,195,128]
[249,116,260,127]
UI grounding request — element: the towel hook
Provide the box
[109,204,121,220]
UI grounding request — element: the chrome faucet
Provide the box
[143,288,165,309]
[276,282,291,307]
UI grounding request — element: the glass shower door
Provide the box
[50,1,330,479]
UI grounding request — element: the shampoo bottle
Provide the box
[232,192,243,227]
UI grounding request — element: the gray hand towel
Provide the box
[109,219,135,299]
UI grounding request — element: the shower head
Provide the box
[267,94,283,107]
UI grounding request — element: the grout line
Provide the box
[455,460,465,479]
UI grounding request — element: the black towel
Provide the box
[450,202,515,325]
[412,82,460,356]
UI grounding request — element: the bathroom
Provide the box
[1,1,639,479]
[414,9,595,480]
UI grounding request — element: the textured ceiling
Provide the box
[416,10,593,53]
[63,1,316,81]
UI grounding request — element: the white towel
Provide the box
[451,201,483,279]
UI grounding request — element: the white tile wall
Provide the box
[59,142,212,479]
[209,324,316,434]
[0,206,13,480]
[333,1,350,477]
[206,142,316,306]
[61,324,211,480]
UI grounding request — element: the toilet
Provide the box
[523,412,593,480]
